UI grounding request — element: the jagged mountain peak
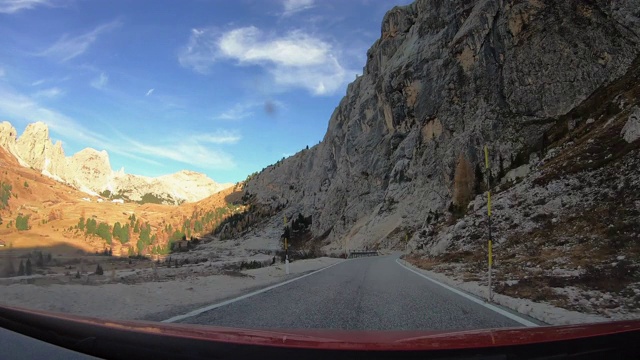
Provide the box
[0,121,232,204]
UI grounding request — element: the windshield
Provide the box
[0,0,639,349]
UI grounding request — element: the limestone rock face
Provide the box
[66,148,112,194]
[0,121,231,203]
[0,122,24,165]
[622,106,640,143]
[244,0,640,250]
[16,122,51,170]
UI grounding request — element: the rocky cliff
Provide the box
[0,121,232,204]
[243,0,640,252]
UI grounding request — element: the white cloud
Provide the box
[90,72,108,89]
[33,87,64,98]
[218,27,328,67]
[282,0,314,16]
[0,85,238,170]
[179,26,351,95]
[0,0,53,13]
[145,88,154,96]
[40,19,121,62]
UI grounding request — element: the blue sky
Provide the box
[0,0,412,183]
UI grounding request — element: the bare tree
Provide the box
[452,153,475,210]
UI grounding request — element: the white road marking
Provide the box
[396,258,539,327]
[162,261,344,323]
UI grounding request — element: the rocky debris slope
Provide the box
[242,0,640,252]
[407,56,640,321]
[0,121,232,204]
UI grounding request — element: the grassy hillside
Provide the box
[0,147,244,272]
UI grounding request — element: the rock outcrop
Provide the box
[0,122,28,166]
[243,0,640,251]
[0,121,232,203]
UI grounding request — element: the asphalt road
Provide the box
[177,254,530,331]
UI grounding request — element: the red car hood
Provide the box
[1,304,639,359]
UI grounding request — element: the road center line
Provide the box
[162,260,344,323]
[395,258,539,327]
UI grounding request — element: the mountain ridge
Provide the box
[240,0,640,251]
[0,121,233,204]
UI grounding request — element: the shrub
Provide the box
[25,259,32,275]
[96,222,112,244]
[0,182,12,209]
[95,264,104,275]
[15,214,30,231]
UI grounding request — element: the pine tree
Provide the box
[113,222,122,238]
[18,260,25,276]
[498,154,505,180]
[474,163,485,195]
[36,252,44,267]
[452,153,474,213]
[25,258,32,275]
[95,264,104,275]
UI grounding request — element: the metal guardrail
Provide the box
[348,250,379,258]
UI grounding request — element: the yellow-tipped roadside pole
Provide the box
[485,145,493,302]
[284,216,289,275]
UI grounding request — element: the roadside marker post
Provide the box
[485,145,493,302]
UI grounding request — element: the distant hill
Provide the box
[0,143,244,262]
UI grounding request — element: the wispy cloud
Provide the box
[145,88,154,96]
[40,19,121,62]
[33,86,64,98]
[0,67,5,78]
[0,85,238,170]
[112,127,239,169]
[282,0,314,16]
[0,85,115,150]
[179,26,351,95]
[192,130,241,144]
[0,0,54,13]
[213,102,259,120]
[90,72,108,89]
[123,138,235,170]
